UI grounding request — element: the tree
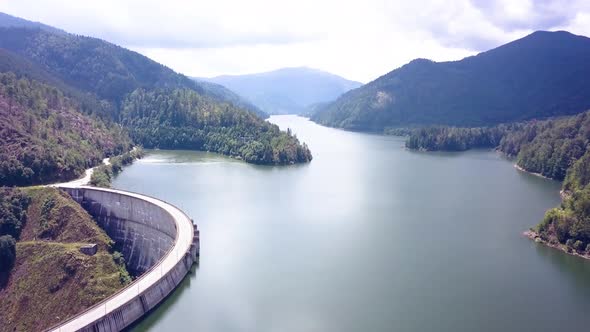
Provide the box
[0,235,16,273]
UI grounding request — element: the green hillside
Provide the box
[313,31,590,130]
[0,13,311,187]
[0,187,130,332]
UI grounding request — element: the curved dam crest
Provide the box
[48,185,199,332]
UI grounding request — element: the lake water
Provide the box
[113,115,590,332]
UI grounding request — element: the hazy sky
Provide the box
[2,0,589,83]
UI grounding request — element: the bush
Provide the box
[0,235,16,272]
[573,240,585,252]
[0,188,30,239]
[90,165,112,187]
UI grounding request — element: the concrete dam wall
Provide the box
[66,188,177,276]
[49,186,199,332]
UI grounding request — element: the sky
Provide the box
[1,0,589,83]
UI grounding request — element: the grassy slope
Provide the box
[0,187,130,332]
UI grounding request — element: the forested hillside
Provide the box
[0,72,131,186]
[122,89,312,164]
[405,125,520,152]
[192,79,268,119]
[313,31,590,130]
[0,26,264,118]
[0,13,311,185]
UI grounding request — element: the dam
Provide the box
[47,185,199,332]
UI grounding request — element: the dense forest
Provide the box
[312,31,590,130]
[0,26,263,118]
[121,89,312,164]
[405,125,520,152]
[0,72,131,186]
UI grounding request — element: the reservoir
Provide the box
[113,115,590,332]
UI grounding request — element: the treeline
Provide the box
[0,188,30,274]
[498,115,590,180]
[405,124,520,151]
[121,89,312,165]
[513,113,590,250]
[538,151,590,252]
[90,148,144,187]
[0,27,263,119]
[0,72,131,186]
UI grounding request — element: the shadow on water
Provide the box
[123,264,199,331]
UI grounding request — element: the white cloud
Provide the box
[1,0,589,83]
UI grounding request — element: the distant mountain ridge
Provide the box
[198,67,362,115]
[312,30,590,130]
[0,12,65,34]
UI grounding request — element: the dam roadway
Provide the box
[48,185,199,332]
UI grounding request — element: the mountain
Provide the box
[0,12,65,35]
[0,69,131,186]
[200,67,362,115]
[312,31,590,130]
[0,13,262,118]
[0,12,311,185]
[193,79,268,118]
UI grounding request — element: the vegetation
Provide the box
[0,72,131,186]
[497,114,590,181]
[0,188,30,239]
[90,148,145,187]
[0,187,131,331]
[405,125,519,151]
[383,127,415,136]
[121,89,312,164]
[405,112,590,180]
[0,188,30,277]
[0,23,312,182]
[0,25,266,118]
[313,31,590,130]
[0,235,15,273]
[534,147,590,251]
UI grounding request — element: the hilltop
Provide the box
[201,67,362,115]
[312,31,590,130]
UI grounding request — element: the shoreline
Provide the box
[48,157,110,188]
[523,230,590,261]
[513,164,554,180]
[47,146,140,188]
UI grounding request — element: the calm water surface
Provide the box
[114,115,590,332]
